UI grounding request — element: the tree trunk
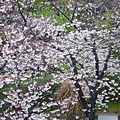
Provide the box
[88,110,96,120]
[87,92,96,120]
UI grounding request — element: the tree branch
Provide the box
[16,0,27,26]
[69,54,78,75]
[94,44,112,101]
[92,41,99,79]
[74,82,89,118]
[0,60,7,71]
[99,44,112,79]
[24,97,44,120]
[51,3,72,23]
[69,54,89,116]
[51,3,80,32]
[71,0,79,21]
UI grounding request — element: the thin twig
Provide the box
[16,0,27,26]
[71,0,79,21]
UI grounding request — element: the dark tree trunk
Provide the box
[86,89,96,120]
[88,110,96,120]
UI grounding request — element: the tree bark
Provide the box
[88,110,96,120]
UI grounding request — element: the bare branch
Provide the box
[51,3,72,22]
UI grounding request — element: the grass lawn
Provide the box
[97,100,120,114]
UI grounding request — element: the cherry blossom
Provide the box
[0,0,120,120]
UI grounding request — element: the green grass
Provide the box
[107,101,120,113]
[96,100,120,114]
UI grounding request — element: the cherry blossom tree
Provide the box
[0,0,120,120]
